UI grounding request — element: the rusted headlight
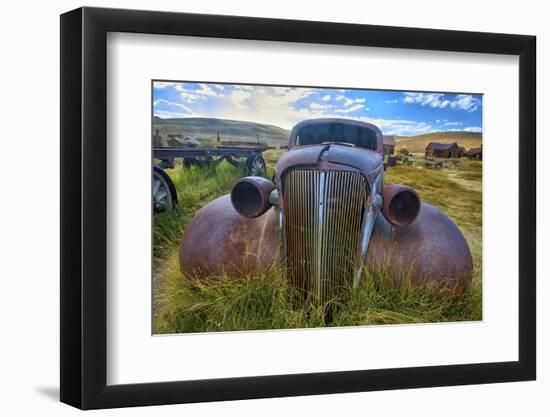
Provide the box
[231,176,276,218]
[382,184,421,227]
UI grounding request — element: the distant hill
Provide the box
[153,117,290,146]
[153,118,482,153]
[394,131,482,153]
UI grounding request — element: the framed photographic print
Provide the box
[60,6,536,409]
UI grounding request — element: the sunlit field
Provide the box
[153,152,482,334]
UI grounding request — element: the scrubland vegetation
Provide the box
[153,152,482,334]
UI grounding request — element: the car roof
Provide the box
[289,118,384,154]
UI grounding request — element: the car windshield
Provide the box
[295,122,378,150]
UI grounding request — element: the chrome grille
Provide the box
[283,169,367,306]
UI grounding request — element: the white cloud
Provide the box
[357,117,434,136]
[154,110,193,118]
[335,95,366,107]
[213,85,367,128]
[310,102,332,110]
[178,91,200,103]
[450,94,480,112]
[153,99,194,115]
[234,85,255,91]
[197,84,217,97]
[174,83,221,103]
[335,104,365,113]
[463,126,482,133]
[344,98,365,107]
[403,92,480,112]
[153,83,458,135]
[403,92,450,109]
[229,90,253,109]
[153,81,179,89]
[444,121,462,126]
[216,86,318,128]
[385,99,398,104]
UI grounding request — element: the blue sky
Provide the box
[153,81,482,136]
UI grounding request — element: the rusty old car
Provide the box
[179,118,473,306]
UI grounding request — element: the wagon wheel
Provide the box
[246,154,266,177]
[153,167,177,213]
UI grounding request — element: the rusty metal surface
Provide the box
[273,145,328,177]
[230,176,275,218]
[381,184,421,227]
[288,118,384,155]
[179,196,472,291]
[179,195,279,278]
[368,203,473,291]
[283,169,367,304]
[180,199,471,290]
[178,118,473,295]
[275,144,384,191]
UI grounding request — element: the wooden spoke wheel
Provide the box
[153,167,177,213]
[246,154,266,177]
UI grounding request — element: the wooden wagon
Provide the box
[153,143,269,212]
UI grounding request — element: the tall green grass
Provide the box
[153,158,482,334]
[154,252,481,333]
[153,162,247,263]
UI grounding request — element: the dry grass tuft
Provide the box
[153,158,482,333]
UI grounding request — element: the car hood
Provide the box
[274,143,384,187]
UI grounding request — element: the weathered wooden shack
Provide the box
[425,142,461,158]
[383,135,396,155]
[465,146,482,160]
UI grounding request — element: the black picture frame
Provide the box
[60,6,536,410]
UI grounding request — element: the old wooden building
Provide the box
[425,142,461,158]
[465,146,482,160]
[383,135,396,155]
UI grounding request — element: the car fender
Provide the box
[179,195,279,277]
[179,194,473,290]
